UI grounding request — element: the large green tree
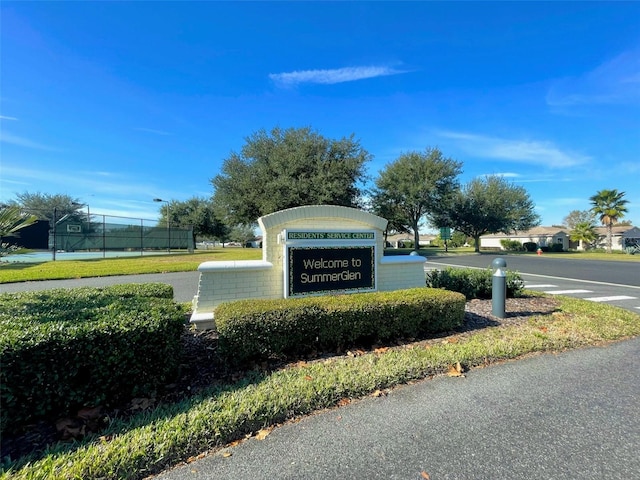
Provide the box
[157,197,229,244]
[562,210,597,230]
[589,188,628,253]
[211,126,371,225]
[11,192,84,224]
[443,175,540,252]
[371,148,462,249]
[369,197,412,245]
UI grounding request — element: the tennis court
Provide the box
[2,250,174,263]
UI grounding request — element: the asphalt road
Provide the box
[155,337,640,480]
[425,253,640,287]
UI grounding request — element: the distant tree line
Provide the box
[3,126,632,253]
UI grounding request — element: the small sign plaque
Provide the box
[287,231,375,241]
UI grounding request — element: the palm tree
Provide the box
[589,189,629,253]
[0,205,38,238]
[569,221,597,251]
[0,205,38,258]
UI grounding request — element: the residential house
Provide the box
[480,227,569,251]
[480,225,640,252]
[593,226,640,252]
[386,233,436,248]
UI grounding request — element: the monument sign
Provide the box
[190,205,427,330]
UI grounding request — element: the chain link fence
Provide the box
[50,213,194,255]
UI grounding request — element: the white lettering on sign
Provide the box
[300,270,363,284]
[302,258,349,269]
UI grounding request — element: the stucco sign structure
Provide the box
[190,205,427,330]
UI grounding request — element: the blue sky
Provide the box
[1,2,639,229]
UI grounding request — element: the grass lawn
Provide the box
[0,248,263,283]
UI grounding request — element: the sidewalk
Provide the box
[154,337,640,479]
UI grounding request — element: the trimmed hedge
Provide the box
[0,284,184,435]
[215,288,465,364]
[425,267,525,299]
[500,239,524,252]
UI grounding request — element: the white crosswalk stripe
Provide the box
[524,281,640,311]
[584,295,637,302]
[546,289,593,295]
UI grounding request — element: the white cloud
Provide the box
[269,65,408,87]
[0,132,60,151]
[436,130,589,168]
[620,162,640,174]
[134,127,172,136]
[547,48,640,107]
[0,166,160,200]
[0,115,18,121]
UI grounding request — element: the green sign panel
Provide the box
[439,227,451,240]
[287,231,375,241]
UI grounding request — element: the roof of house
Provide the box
[481,227,568,238]
[387,233,436,242]
[593,225,638,236]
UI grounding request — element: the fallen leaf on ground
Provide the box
[421,471,431,479]
[374,346,389,354]
[447,362,465,377]
[337,397,351,406]
[255,427,273,440]
[222,451,232,458]
[371,389,387,397]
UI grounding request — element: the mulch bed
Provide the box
[0,295,560,463]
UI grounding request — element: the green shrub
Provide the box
[215,288,465,364]
[550,243,564,252]
[98,282,174,299]
[425,267,525,299]
[500,239,524,251]
[523,242,537,252]
[0,284,184,435]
